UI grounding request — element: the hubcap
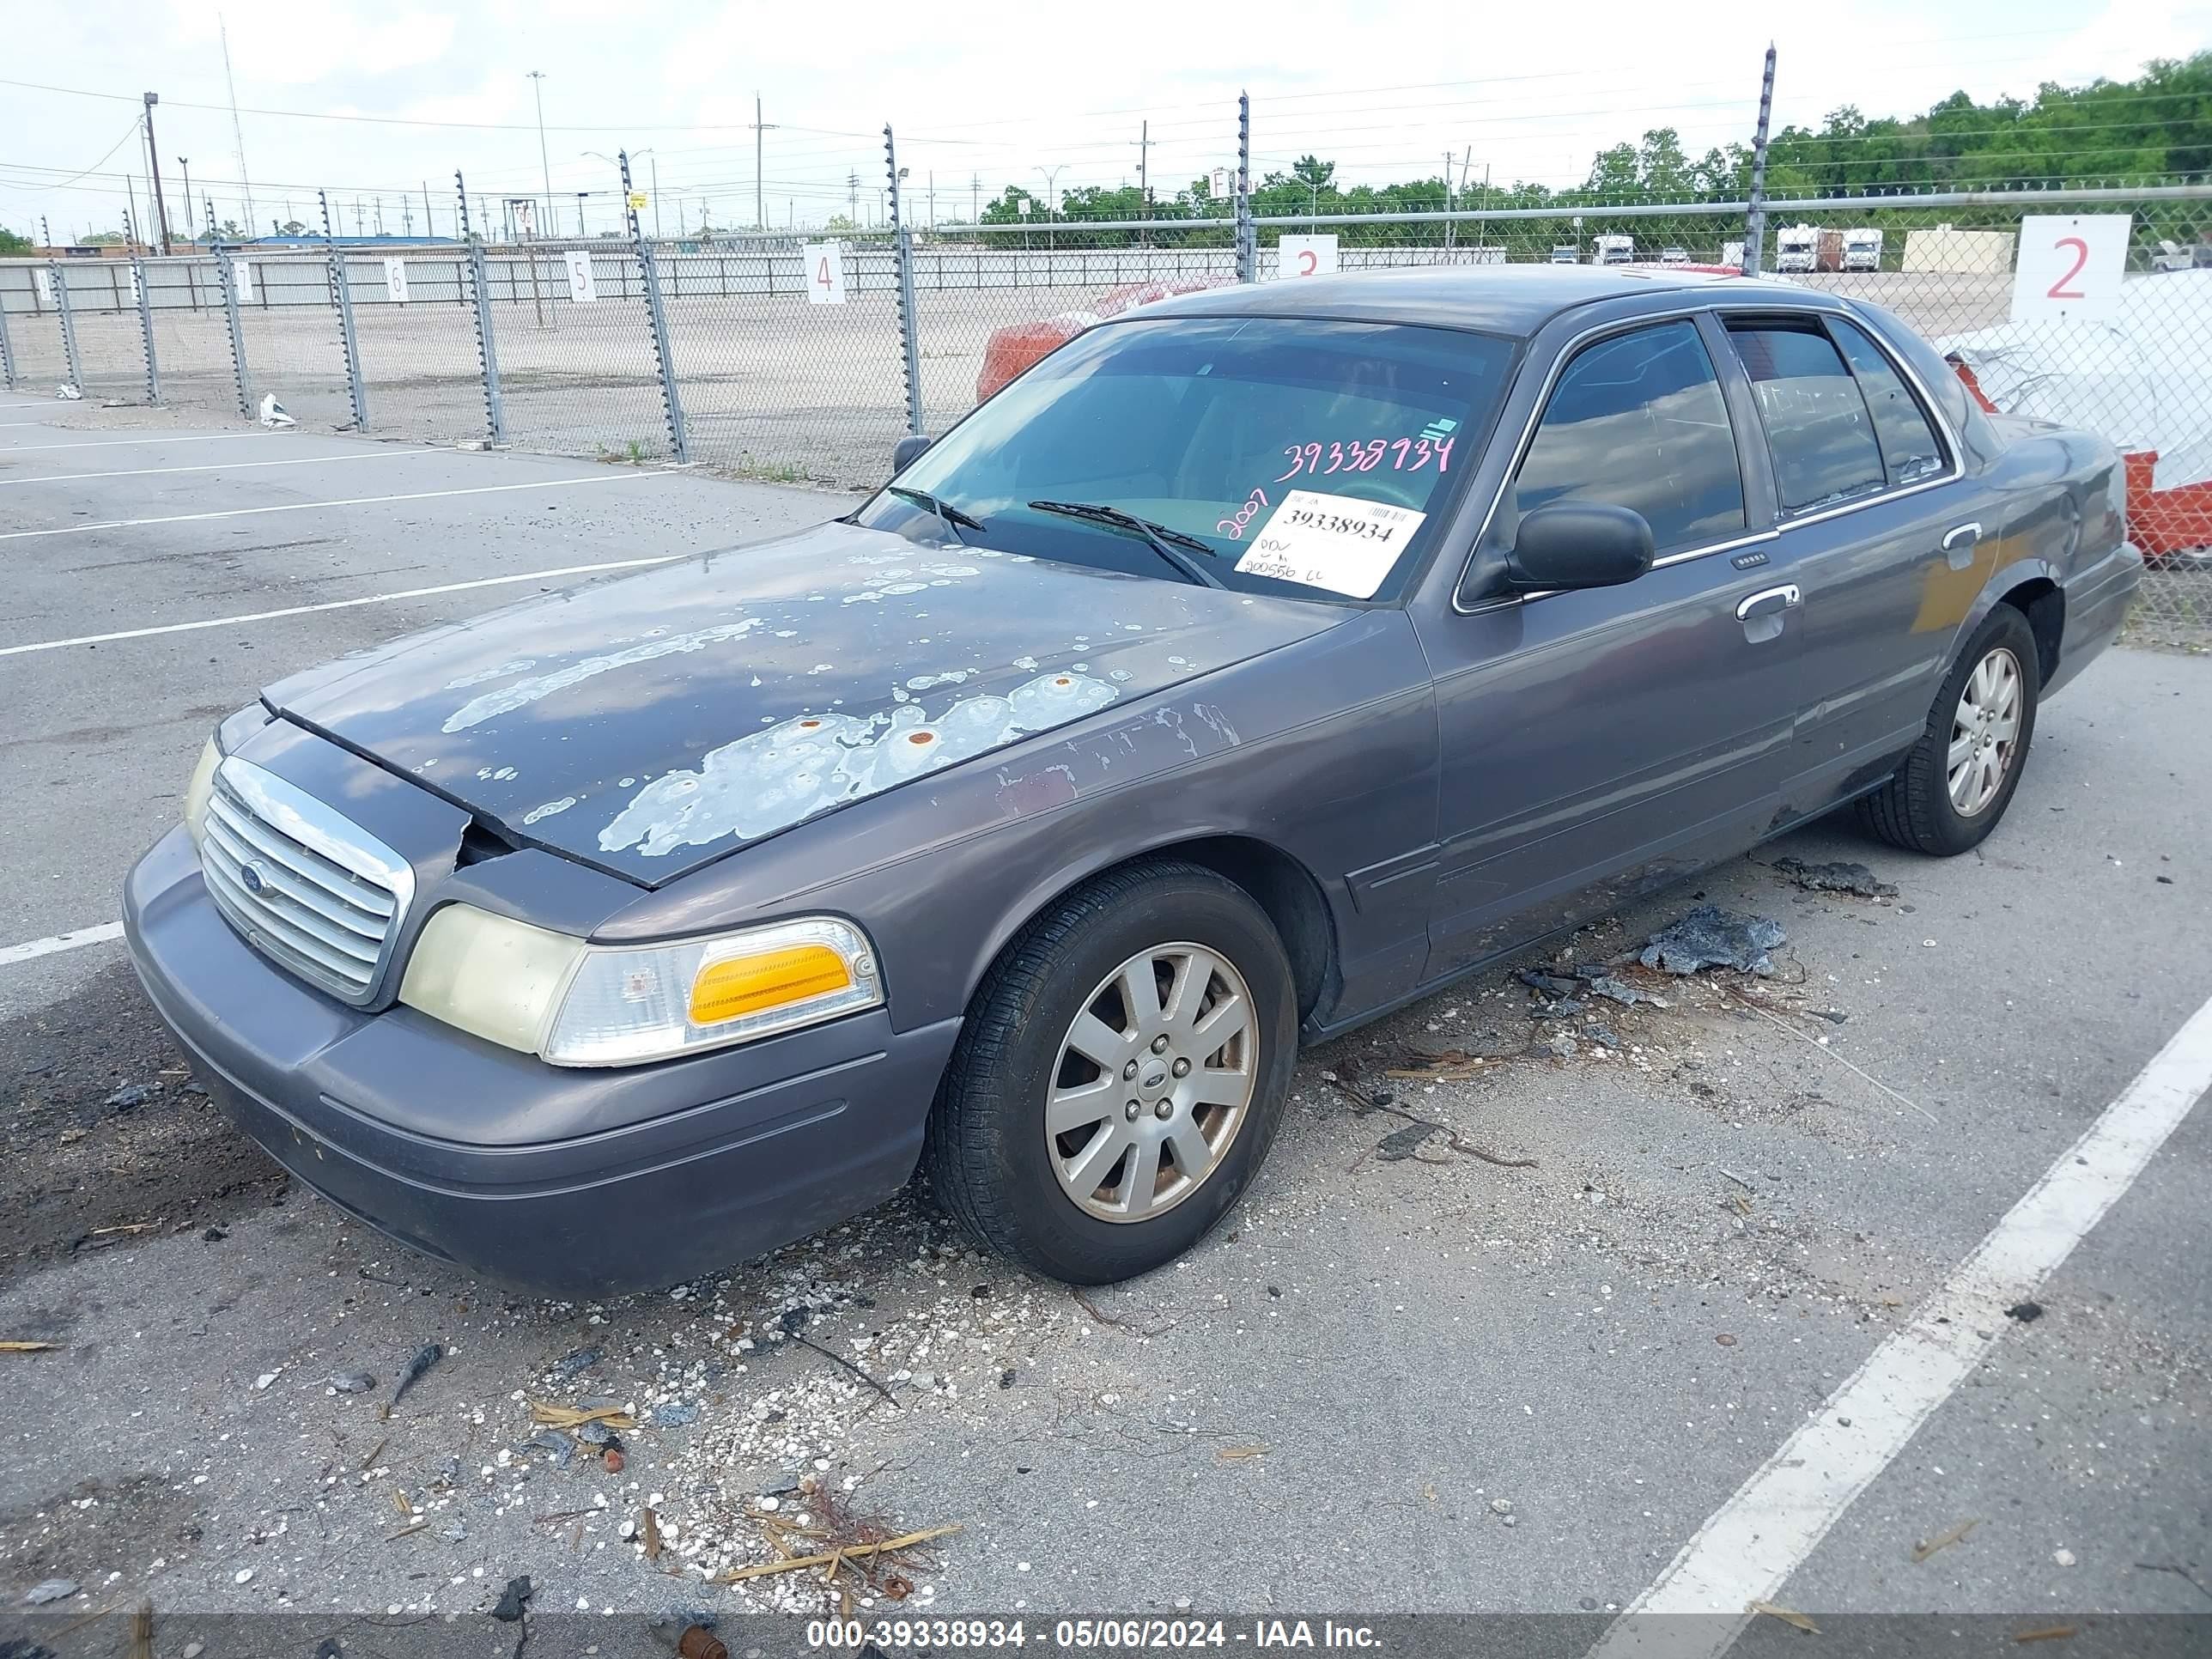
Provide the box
[1947,646,2022,818]
[1045,943,1258,1224]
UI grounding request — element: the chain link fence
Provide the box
[3,184,2207,648]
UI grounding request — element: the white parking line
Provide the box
[0,432,290,453]
[0,421,59,428]
[0,921,125,967]
[0,470,679,542]
[0,553,684,658]
[0,449,434,488]
[1589,991,2212,1659]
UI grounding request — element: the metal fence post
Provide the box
[0,286,16,389]
[1742,45,1777,276]
[216,248,253,418]
[621,149,689,463]
[321,190,371,431]
[886,125,924,436]
[455,173,507,445]
[1235,92,1255,283]
[50,260,84,390]
[131,257,161,404]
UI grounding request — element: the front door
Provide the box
[1414,315,1801,981]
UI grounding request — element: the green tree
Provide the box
[0,228,31,253]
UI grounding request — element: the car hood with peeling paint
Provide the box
[264,520,1347,884]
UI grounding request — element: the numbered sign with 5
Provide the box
[804,242,848,306]
[564,250,599,305]
[2009,214,2131,325]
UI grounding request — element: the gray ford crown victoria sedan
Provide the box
[125,266,2139,1292]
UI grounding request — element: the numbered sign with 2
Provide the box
[2008,214,2130,325]
[1232,489,1426,599]
[804,242,848,306]
[1275,234,1340,281]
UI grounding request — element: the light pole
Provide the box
[179,157,194,240]
[527,70,554,239]
[575,191,588,235]
[1036,164,1063,252]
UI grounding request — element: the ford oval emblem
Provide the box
[240,860,270,896]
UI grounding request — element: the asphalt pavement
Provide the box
[0,398,2205,1643]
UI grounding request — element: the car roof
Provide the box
[1127,263,1817,337]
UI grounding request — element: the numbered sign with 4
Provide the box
[804,242,848,305]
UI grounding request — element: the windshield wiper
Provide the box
[885,484,988,544]
[1026,500,1224,589]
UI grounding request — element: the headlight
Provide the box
[398,907,881,1068]
[183,738,221,848]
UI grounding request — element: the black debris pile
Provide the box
[1772,856,1899,899]
[1640,906,1787,977]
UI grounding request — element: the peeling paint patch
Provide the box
[441,620,763,733]
[905,671,970,690]
[1011,655,1039,671]
[523,796,579,824]
[445,658,536,690]
[599,672,1121,859]
[476,765,520,781]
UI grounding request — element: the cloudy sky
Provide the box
[3,0,2205,243]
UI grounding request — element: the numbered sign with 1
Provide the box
[32,269,53,307]
[231,258,256,302]
[383,257,410,304]
[1276,234,1340,281]
[804,242,847,305]
[1232,489,1425,599]
[565,249,598,304]
[2009,214,2131,324]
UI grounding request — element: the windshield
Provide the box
[858,315,1516,604]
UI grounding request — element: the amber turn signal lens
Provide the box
[688,944,854,1025]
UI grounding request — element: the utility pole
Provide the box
[751,94,776,231]
[1135,120,1153,234]
[179,159,195,239]
[928,171,935,229]
[651,157,661,240]
[1743,44,1777,276]
[971,173,980,224]
[142,93,173,252]
[354,200,364,237]
[126,178,142,248]
[575,192,587,235]
[404,203,414,236]
[374,196,384,235]
[848,171,860,225]
[422,181,434,239]
[1443,149,1456,252]
[527,70,554,240]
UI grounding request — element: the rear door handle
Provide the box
[1942,521,1983,568]
[1735,583,1802,622]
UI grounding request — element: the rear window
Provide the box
[1831,319,1948,486]
[865,316,1517,602]
[1727,321,1886,513]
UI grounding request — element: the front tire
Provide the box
[923,860,1297,1284]
[1856,605,2040,855]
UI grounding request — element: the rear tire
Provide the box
[1856,605,2040,855]
[923,860,1297,1285]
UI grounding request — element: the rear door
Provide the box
[1415,313,1802,980]
[1714,311,1983,817]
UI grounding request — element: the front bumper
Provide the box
[123,827,961,1296]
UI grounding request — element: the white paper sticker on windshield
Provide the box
[1232,490,1425,599]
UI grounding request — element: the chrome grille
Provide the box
[198,757,414,1006]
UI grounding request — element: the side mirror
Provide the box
[891,434,933,474]
[1506,501,1655,591]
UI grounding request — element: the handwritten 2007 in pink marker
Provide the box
[1275,435,1455,481]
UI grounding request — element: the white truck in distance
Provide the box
[1776,225,1820,272]
[1844,228,1884,270]
[1592,234,1635,265]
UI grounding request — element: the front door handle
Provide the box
[1735,583,1802,622]
[1942,520,1983,569]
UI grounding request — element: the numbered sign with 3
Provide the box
[1275,234,1340,281]
[804,242,847,305]
[2009,213,2131,325]
[564,250,599,304]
